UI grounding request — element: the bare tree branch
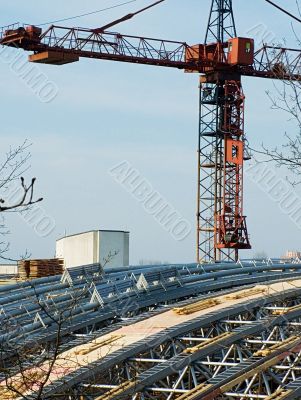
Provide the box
[0,177,43,212]
[0,141,43,261]
[254,64,301,185]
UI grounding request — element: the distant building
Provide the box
[282,250,301,260]
[56,230,129,270]
[0,264,17,275]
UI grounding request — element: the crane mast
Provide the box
[205,0,237,43]
[197,0,250,262]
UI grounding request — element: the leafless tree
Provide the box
[0,252,122,399]
[252,5,301,185]
[253,78,301,184]
[0,140,42,260]
[0,285,89,399]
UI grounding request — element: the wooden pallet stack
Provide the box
[18,259,64,280]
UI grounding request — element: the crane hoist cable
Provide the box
[264,0,301,23]
[37,0,140,26]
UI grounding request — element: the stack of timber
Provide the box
[173,298,221,315]
[18,259,64,280]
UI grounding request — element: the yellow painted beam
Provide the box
[184,332,233,354]
[95,381,137,400]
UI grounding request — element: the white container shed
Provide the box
[56,230,129,269]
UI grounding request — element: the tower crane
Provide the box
[1,1,301,263]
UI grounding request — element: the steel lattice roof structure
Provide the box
[2,260,301,399]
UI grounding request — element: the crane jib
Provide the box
[0,25,300,81]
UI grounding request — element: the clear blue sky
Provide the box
[1,0,300,263]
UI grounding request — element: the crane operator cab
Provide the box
[185,37,255,69]
[227,38,254,66]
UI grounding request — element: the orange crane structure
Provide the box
[1,1,301,263]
